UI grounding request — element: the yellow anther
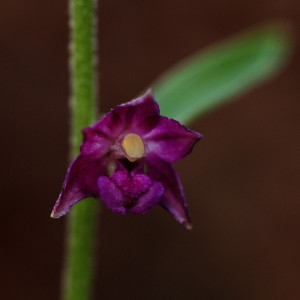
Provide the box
[121,133,145,162]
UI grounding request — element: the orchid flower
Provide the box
[51,91,201,228]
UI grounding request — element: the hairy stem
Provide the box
[62,0,98,299]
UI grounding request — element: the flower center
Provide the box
[121,133,145,162]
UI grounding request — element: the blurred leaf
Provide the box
[152,24,291,124]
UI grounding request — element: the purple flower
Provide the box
[51,91,202,228]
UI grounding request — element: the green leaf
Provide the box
[152,24,291,124]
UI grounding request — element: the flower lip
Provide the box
[121,133,145,162]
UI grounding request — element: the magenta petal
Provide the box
[146,155,192,228]
[97,176,127,214]
[112,91,160,134]
[144,116,202,162]
[80,111,124,156]
[144,116,201,162]
[80,127,112,157]
[51,154,108,218]
[129,181,163,214]
[90,109,124,137]
[98,169,164,215]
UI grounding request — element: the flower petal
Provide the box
[80,127,112,157]
[112,91,160,134]
[97,176,127,214]
[98,168,164,215]
[129,181,163,214]
[146,154,192,228]
[51,154,108,218]
[144,116,202,162]
[80,111,124,156]
[90,109,124,137]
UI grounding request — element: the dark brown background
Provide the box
[1,0,299,299]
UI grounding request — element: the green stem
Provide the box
[62,0,98,299]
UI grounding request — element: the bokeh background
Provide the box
[1,0,299,299]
